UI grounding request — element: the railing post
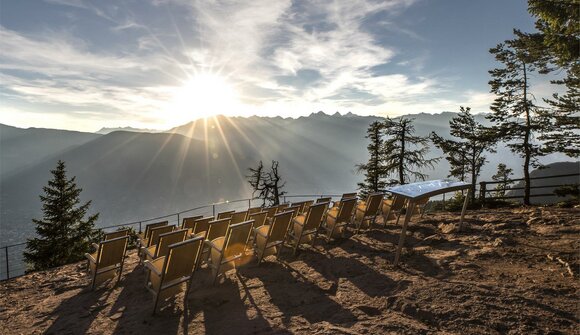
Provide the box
[248,198,251,209]
[212,204,216,217]
[479,182,487,205]
[283,196,286,203]
[138,222,142,234]
[5,246,9,280]
[177,213,180,226]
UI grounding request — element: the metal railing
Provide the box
[479,173,579,203]
[0,193,343,281]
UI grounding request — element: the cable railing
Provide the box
[0,193,343,281]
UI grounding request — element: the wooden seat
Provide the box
[144,237,204,314]
[321,197,357,241]
[276,203,289,213]
[181,215,203,231]
[138,221,169,251]
[189,216,214,239]
[248,211,268,229]
[207,220,254,284]
[354,193,384,233]
[143,229,188,262]
[199,218,231,266]
[287,202,329,254]
[254,211,293,264]
[247,206,262,216]
[381,196,406,226]
[104,228,130,241]
[216,210,235,220]
[139,225,175,264]
[85,236,129,290]
[230,211,248,225]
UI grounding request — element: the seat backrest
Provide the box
[162,237,203,284]
[192,217,214,235]
[248,211,268,229]
[302,200,314,213]
[143,221,168,240]
[206,218,231,241]
[223,220,253,260]
[276,203,289,212]
[365,193,384,216]
[181,215,203,230]
[317,197,332,204]
[230,211,248,225]
[382,196,405,213]
[302,202,329,231]
[268,211,293,243]
[337,198,357,222]
[97,236,128,269]
[217,210,235,220]
[148,225,175,247]
[104,229,129,241]
[285,205,301,218]
[247,206,262,216]
[264,206,277,218]
[341,192,357,200]
[155,229,187,258]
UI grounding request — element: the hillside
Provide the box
[0,131,254,244]
[506,162,580,204]
[1,207,578,334]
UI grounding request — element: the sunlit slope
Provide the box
[0,124,100,180]
[0,131,253,243]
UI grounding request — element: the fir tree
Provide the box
[356,121,387,197]
[383,117,439,185]
[488,30,548,205]
[23,160,99,271]
[527,0,579,157]
[431,107,495,203]
[491,163,514,198]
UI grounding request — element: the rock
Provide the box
[438,223,457,234]
[493,238,504,247]
[109,312,123,320]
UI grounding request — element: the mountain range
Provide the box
[0,112,575,245]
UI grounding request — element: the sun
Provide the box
[168,73,240,122]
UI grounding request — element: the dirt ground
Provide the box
[0,207,578,334]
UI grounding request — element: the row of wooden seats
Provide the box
[85,192,425,313]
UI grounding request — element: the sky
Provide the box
[0,0,549,132]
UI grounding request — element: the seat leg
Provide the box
[152,293,160,315]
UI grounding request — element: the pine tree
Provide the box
[491,163,514,198]
[488,30,548,205]
[383,117,439,185]
[23,160,99,271]
[356,121,387,197]
[431,107,495,203]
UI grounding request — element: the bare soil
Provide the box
[1,207,578,334]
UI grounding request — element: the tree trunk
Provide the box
[399,123,406,184]
[523,62,531,205]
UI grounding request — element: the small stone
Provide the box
[438,223,457,234]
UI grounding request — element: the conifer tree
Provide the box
[24,160,99,271]
[431,107,495,203]
[491,163,514,197]
[383,117,438,185]
[356,121,387,197]
[488,30,548,205]
[527,0,579,157]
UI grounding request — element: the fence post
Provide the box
[479,182,487,205]
[283,196,286,203]
[177,213,180,226]
[5,246,9,280]
[212,204,216,217]
[138,222,142,234]
[248,199,251,209]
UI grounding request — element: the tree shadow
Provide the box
[44,276,117,334]
[240,261,357,328]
